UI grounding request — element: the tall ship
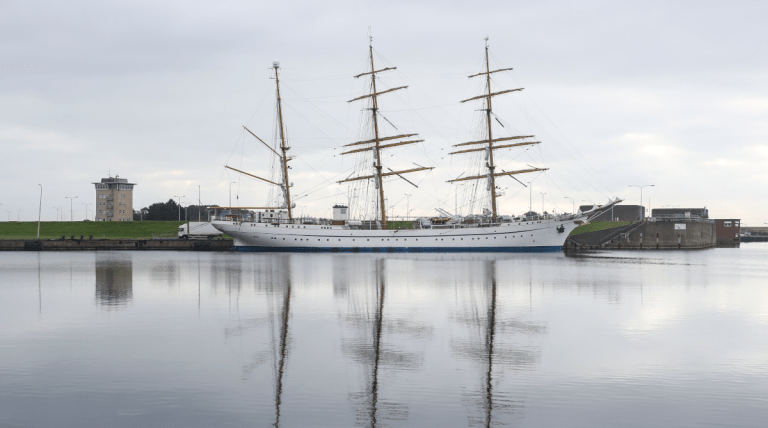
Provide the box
[212,38,619,252]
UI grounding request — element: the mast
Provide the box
[339,38,433,229]
[368,42,387,228]
[483,39,498,219]
[273,61,293,220]
[449,38,548,219]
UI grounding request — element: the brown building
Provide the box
[93,176,136,222]
[715,219,740,246]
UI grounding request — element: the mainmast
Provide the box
[338,38,433,229]
[368,43,387,228]
[483,40,498,218]
[274,61,293,220]
[448,37,548,219]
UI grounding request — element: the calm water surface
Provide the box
[1,245,767,427]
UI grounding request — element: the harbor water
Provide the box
[1,245,767,427]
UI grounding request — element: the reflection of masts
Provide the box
[370,259,385,427]
[483,261,497,428]
[274,267,292,427]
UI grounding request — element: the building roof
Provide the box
[91,177,137,185]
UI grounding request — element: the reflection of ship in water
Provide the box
[342,258,429,427]
[271,256,291,428]
[95,254,133,308]
[228,255,293,428]
[452,260,548,427]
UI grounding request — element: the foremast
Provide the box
[337,38,433,229]
[448,37,548,219]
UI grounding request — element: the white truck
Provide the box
[178,222,223,240]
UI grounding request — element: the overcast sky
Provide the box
[2,0,766,224]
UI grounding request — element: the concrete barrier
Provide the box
[0,239,234,252]
[602,219,715,250]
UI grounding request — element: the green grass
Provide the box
[386,220,414,230]
[0,221,187,239]
[569,221,632,236]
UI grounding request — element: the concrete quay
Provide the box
[0,239,234,252]
[566,219,717,251]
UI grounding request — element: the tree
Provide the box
[134,200,222,221]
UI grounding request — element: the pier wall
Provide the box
[0,239,234,252]
[565,219,716,251]
[601,220,716,250]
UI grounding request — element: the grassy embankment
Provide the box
[569,221,631,236]
[0,221,187,239]
[386,220,414,229]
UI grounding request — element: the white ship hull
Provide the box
[212,217,583,253]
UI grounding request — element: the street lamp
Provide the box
[65,196,78,222]
[17,209,21,221]
[82,203,91,221]
[405,194,412,222]
[197,184,201,222]
[6,210,12,222]
[174,195,184,221]
[528,182,532,215]
[37,184,42,238]
[628,184,654,219]
[562,197,571,214]
[539,192,547,215]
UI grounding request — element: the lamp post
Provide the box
[628,184,654,219]
[65,196,78,222]
[564,196,575,214]
[174,195,184,221]
[528,182,532,215]
[539,192,547,215]
[17,209,21,221]
[405,194,412,222]
[82,203,91,221]
[5,211,11,222]
[198,185,201,222]
[37,184,42,238]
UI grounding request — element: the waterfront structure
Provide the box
[92,176,136,221]
[579,204,644,222]
[212,40,621,252]
[652,208,709,219]
[715,219,741,247]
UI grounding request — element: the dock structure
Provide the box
[566,218,717,251]
[0,239,233,252]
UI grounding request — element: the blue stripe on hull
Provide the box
[231,245,563,253]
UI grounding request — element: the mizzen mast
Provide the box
[450,37,547,218]
[273,61,294,220]
[338,38,433,228]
